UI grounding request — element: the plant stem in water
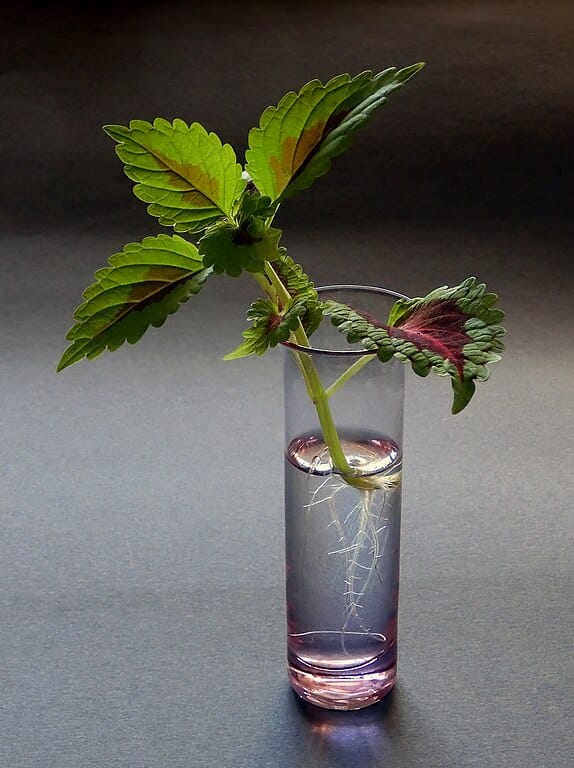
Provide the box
[256,258,377,482]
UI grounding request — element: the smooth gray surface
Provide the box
[2,3,573,767]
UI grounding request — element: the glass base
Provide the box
[288,661,396,710]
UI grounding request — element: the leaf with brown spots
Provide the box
[245,64,424,202]
[57,235,211,370]
[104,119,245,233]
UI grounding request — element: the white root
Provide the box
[303,455,400,654]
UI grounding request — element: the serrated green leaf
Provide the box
[57,234,211,370]
[199,219,281,277]
[236,185,278,223]
[104,119,245,232]
[387,298,411,327]
[245,64,424,202]
[270,252,323,336]
[224,296,307,360]
[323,277,505,413]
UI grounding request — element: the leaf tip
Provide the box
[398,61,426,83]
[102,124,128,142]
[56,353,72,373]
[223,349,252,361]
[451,378,476,414]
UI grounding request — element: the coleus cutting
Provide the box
[58,64,505,452]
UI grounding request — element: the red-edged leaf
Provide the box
[324,277,506,413]
[389,300,471,379]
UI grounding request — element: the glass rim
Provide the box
[282,283,410,357]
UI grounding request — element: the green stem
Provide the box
[309,376,354,474]
[253,271,273,298]
[295,349,381,490]
[264,261,292,308]
[325,354,376,399]
[255,258,365,478]
[289,337,354,474]
[264,264,354,473]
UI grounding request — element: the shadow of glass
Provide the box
[292,689,397,766]
[289,686,443,768]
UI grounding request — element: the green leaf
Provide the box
[57,234,211,371]
[323,277,505,413]
[104,119,245,233]
[270,252,323,336]
[236,184,278,223]
[224,296,307,360]
[199,219,281,277]
[451,378,476,415]
[245,64,424,202]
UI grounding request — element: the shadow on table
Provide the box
[289,687,445,768]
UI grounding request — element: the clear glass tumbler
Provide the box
[283,285,405,710]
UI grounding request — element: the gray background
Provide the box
[1,1,573,766]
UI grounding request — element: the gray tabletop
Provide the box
[2,3,573,767]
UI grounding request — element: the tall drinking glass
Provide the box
[283,286,405,710]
